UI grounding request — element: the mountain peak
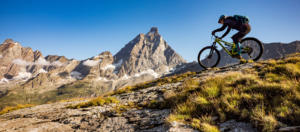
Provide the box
[146,27,160,37]
[114,27,186,77]
[149,27,158,33]
[3,39,14,44]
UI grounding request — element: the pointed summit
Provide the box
[3,39,14,44]
[114,27,186,77]
[149,27,158,33]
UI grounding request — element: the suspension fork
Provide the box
[208,42,217,58]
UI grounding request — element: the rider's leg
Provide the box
[231,32,245,55]
[231,23,251,56]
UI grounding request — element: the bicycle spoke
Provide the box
[198,46,220,69]
[241,39,261,60]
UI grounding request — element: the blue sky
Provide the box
[0,0,299,62]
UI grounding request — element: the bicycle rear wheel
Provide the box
[240,37,264,61]
[198,46,220,69]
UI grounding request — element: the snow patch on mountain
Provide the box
[164,66,174,74]
[52,61,64,66]
[36,58,50,65]
[0,78,9,84]
[13,59,31,65]
[12,58,65,66]
[97,77,113,82]
[70,71,83,80]
[100,59,123,71]
[13,72,32,80]
[121,74,129,80]
[114,59,123,67]
[101,64,115,70]
[134,69,159,78]
[38,69,47,74]
[83,59,101,67]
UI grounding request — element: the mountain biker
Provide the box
[212,15,251,62]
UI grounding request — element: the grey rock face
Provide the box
[114,27,186,77]
[219,120,257,132]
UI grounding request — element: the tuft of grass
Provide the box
[251,105,278,132]
[67,96,119,109]
[191,118,219,132]
[59,97,86,103]
[284,56,300,64]
[264,73,287,83]
[143,99,172,109]
[199,123,220,132]
[193,96,209,105]
[275,106,291,118]
[273,63,300,78]
[113,101,141,114]
[167,114,191,122]
[0,104,34,115]
[181,78,200,91]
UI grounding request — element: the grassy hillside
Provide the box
[66,53,300,131]
[164,53,300,131]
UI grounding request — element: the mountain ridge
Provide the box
[0,27,187,109]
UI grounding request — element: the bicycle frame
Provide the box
[212,38,236,56]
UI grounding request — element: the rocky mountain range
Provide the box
[0,27,186,108]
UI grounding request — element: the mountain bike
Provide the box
[197,36,264,69]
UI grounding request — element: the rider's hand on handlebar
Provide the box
[214,35,221,39]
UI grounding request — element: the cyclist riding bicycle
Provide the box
[212,15,251,63]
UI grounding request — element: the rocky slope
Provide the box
[2,53,300,132]
[0,63,257,132]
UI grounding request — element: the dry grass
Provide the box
[0,104,34,115]
[165,53,300,131]
[59,97,87,103]
[113,101,142,114]
[67,96,119,109]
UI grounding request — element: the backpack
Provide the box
[233,15,249,24]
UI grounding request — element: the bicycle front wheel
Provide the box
[198,46,220,69]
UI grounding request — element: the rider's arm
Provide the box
[212,24,227,35]
[221,26,231,38]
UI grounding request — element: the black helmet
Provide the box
[218,15,226,23]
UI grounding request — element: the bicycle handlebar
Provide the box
[212,35,221,40]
